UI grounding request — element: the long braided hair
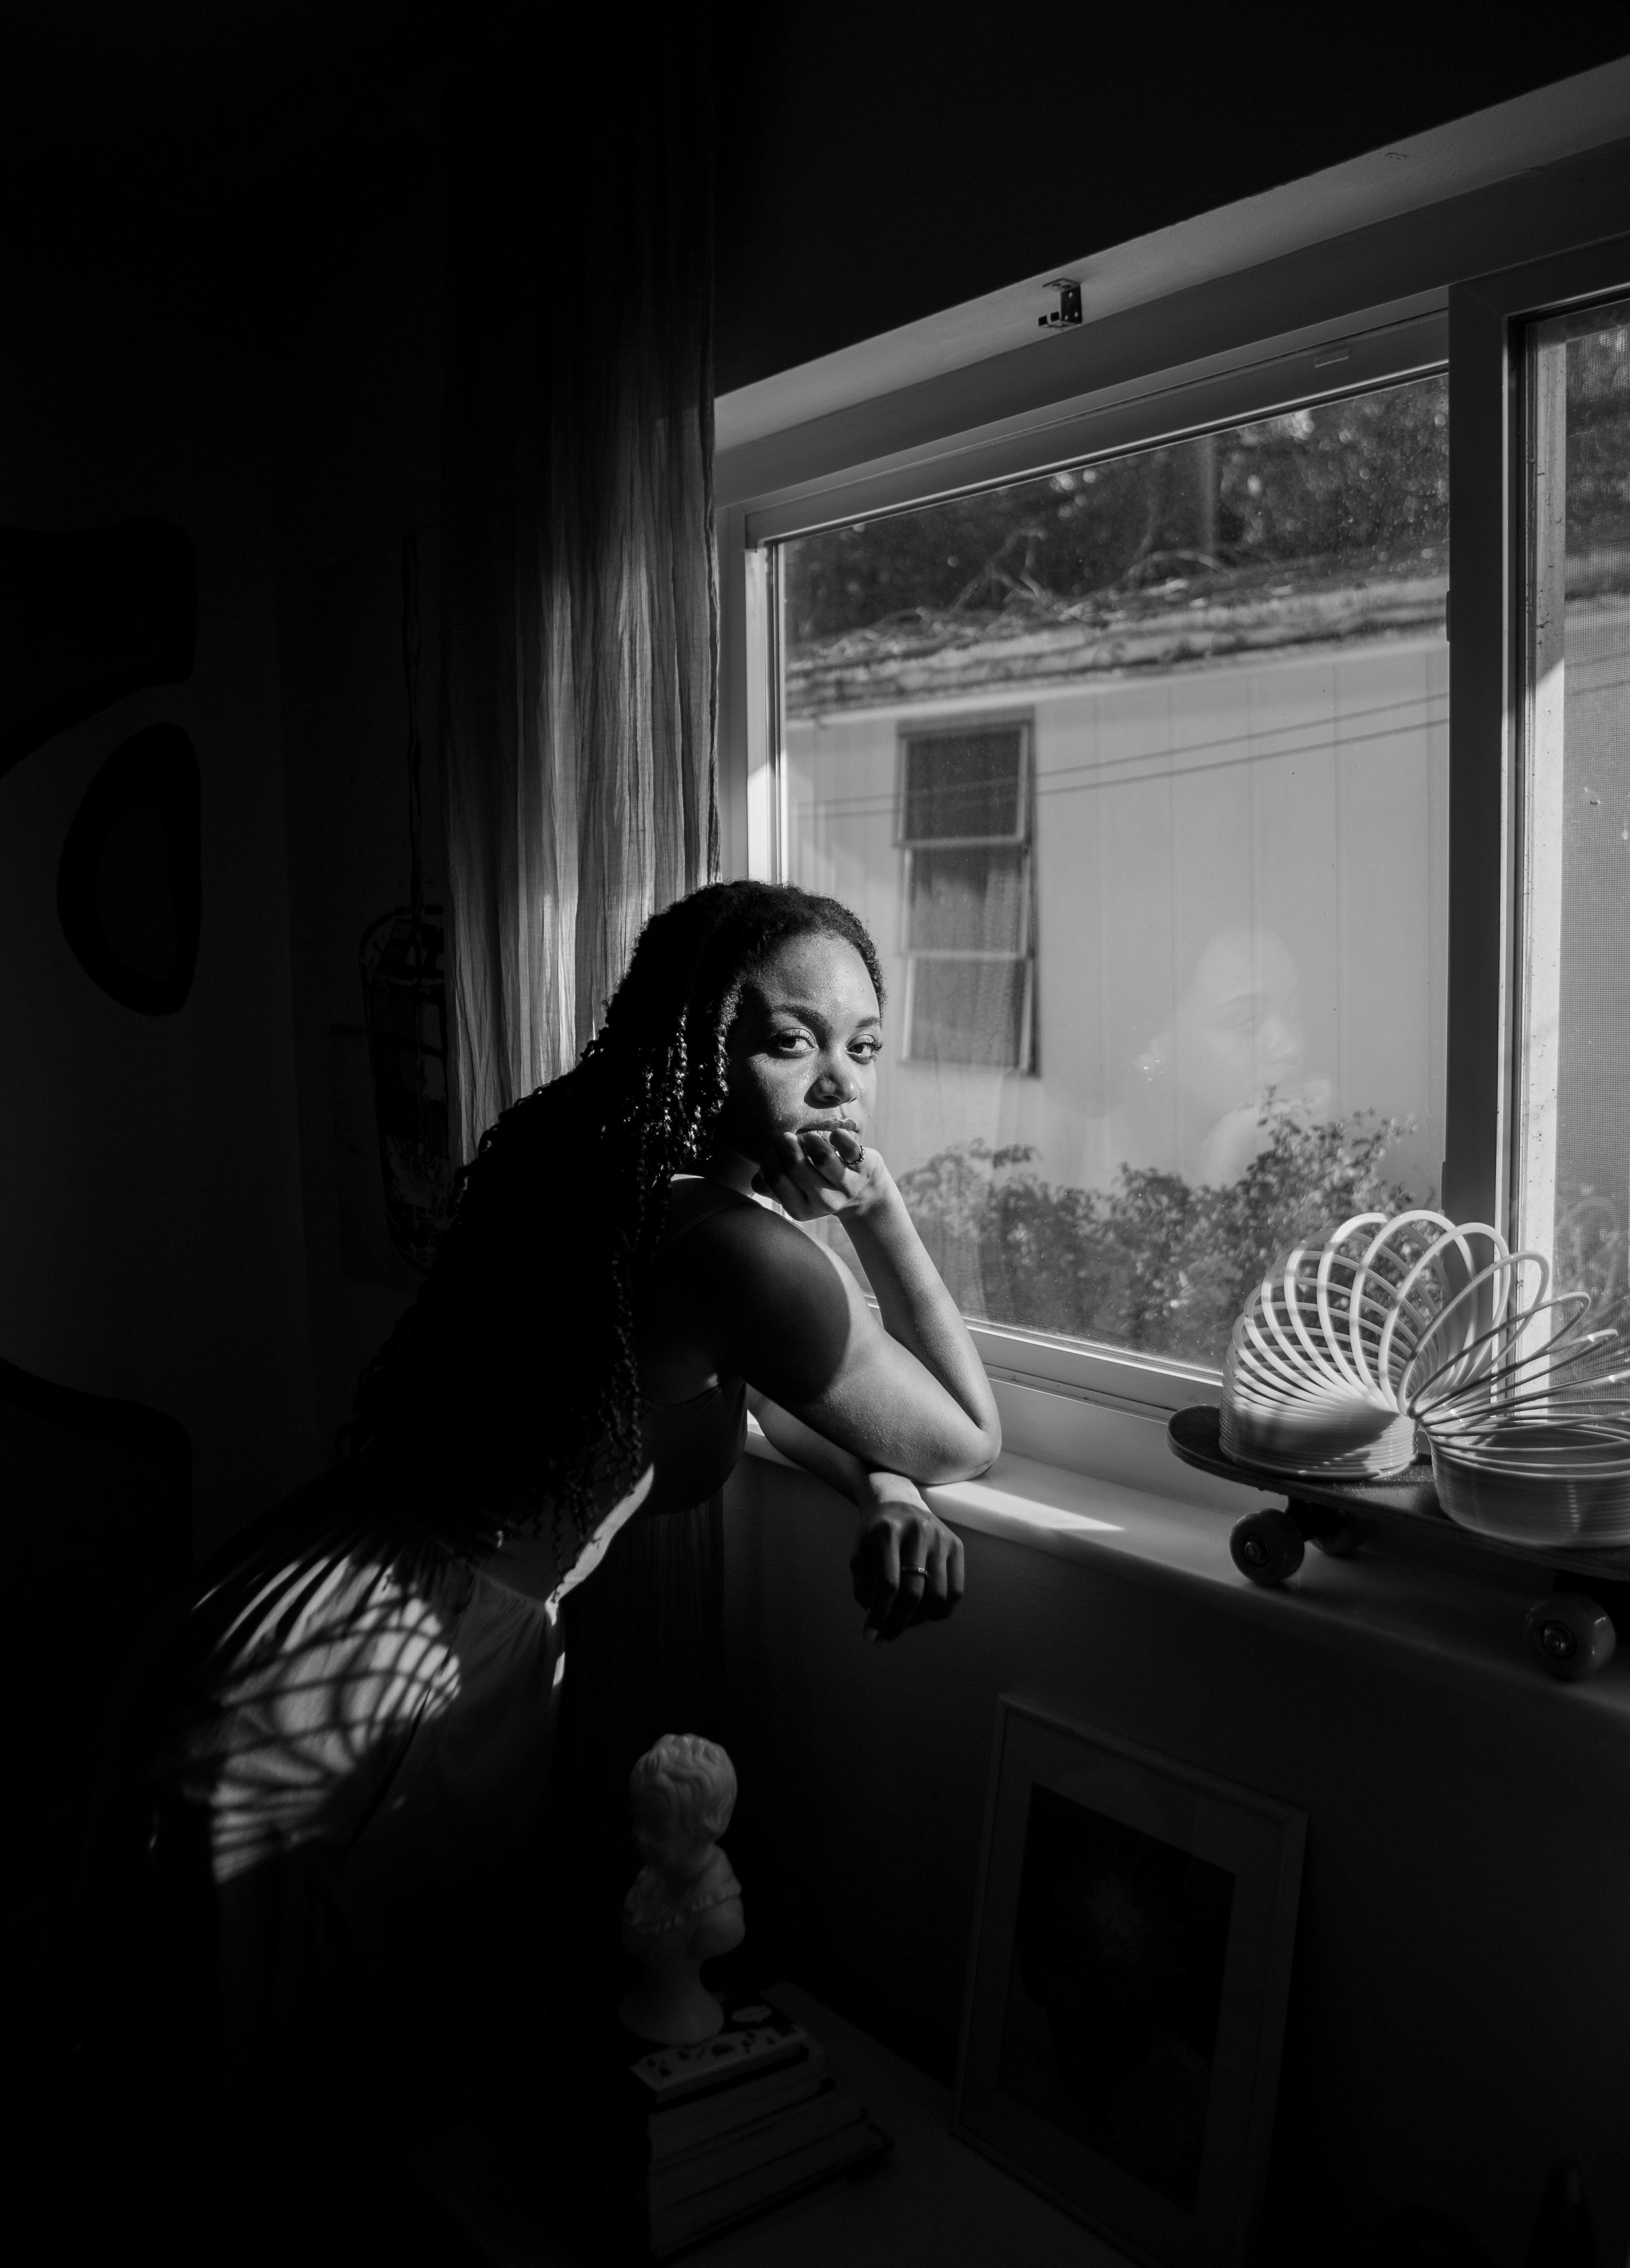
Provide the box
[350,881,885,1550]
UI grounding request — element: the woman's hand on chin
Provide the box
[850,1472,964,1643]
[753,1125,893,1225]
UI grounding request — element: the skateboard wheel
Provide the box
[1525,1594,1616,1681]
[1311,1513,1367,1559]
[1230,1509,1304,1586]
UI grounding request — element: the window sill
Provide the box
[742,1416,1630,1730]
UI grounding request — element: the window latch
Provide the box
[1037,280,1083,331]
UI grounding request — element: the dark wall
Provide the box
[271,130,452,1455]
[0,262,319,1552]
[0,14,459,1512]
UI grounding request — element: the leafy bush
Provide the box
[784,383,1450,643]
[896,1107,1427,1368]
[1553,1189,1629,1339]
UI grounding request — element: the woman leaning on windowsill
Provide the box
[18,878,997,2267]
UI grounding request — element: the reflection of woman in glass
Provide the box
[1134,924,1332,1184]
[29,881,998,2264]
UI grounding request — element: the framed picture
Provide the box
[954,1697,1305,2267]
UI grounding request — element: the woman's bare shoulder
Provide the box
[661,1174,760,1237]
[657,1189,855,1397]
[669,1184,837,1270]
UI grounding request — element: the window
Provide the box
[716,96,1630,1437]
[898,723,1033,1071]
[777,379,1449,1371]
[1512,293,1630,1339]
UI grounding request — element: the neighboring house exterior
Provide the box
[786,571,1450,1211]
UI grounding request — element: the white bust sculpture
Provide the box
[618,1733,745,2045]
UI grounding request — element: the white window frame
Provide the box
[1446,234,1630,1260]
[714,63,1630,1457]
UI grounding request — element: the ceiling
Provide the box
[2,5,1626,393]
[712,10,1630,390]
[0,1,469,130]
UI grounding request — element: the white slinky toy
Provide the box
[1220,1210,1496,1478]
[1419,1273,1630,1551]
[1219,1209,1626,1489]
[1221,1208,1630,1547]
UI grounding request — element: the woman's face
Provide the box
[717,931,883,1169]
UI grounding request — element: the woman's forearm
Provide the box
[747,1393,962,1646]
[749,1392,869,1503]
[843,1177,1001,1458]
[748,1393,934,1516]
[742,1134,1002,1480]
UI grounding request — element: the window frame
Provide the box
[1445,234,1630,1258]
[715,99,1630,1444]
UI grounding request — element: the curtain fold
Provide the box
[440,16,718,1158]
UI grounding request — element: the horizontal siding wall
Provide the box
[788,635,1448,1207]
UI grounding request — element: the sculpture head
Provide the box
[620,1733,746,2044]
[630,1733,738,1873]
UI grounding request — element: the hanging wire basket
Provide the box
[360,904,455,1274]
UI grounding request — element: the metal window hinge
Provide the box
[1037,279,1082,331]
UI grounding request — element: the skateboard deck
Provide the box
[1166,1404,1630,1585]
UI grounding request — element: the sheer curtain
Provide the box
[438,18,731,2005]
[439,16,717,1161]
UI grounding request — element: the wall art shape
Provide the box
[0,519,196,782]
[57,723,201,1015]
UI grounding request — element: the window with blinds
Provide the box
[898,723,1034,1069]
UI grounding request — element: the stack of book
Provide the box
[583,2000,890,2257]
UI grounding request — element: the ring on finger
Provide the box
[900,1563,928,1579]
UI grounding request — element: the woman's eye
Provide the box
[850,1036,883,1061]
[769,1030,813,1055]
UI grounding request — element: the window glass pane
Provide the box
[909,846,1027,953]
[909,956,1027,1068]
[780,375,1449,1368]
[1516,299,1630,1339]
[902,728,1024,840]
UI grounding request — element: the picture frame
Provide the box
[954,1697,1305,2267]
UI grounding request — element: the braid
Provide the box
[349,883,885,1557]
